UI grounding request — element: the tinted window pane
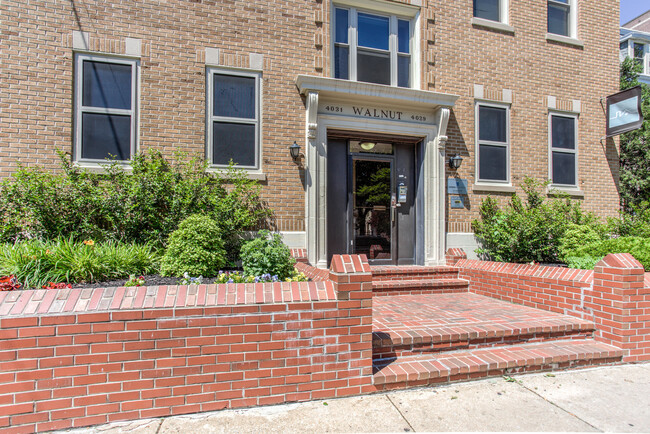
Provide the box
[82,61,132,110]
[548,3,569,36]
[358,13,389,50]
[212,122,256,167]
[81,113,131,160]
[551,116,575,149]
[334,45,349,79]
[552,151,576,185]
[213,74,255,119]
[398,20,410,53]
[335,8,349,43]
[474,0,500,21]
[479,145,507,181]
[398,55,410,88]
[479,106,507,142]
[357,50,390,85]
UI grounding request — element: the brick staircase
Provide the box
[371,290,624,391]
[371,265,469,296]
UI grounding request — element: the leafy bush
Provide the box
[570,236,650,271]
[0,151,271,261]
[606,201,650,239]
[160,214,226,277]
[472,179,596,263]
[564,255,602,270]
[240,230,296,280]
[0,238,159,288]
[558,223,606,262]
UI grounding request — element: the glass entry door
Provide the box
[351,158,393,263]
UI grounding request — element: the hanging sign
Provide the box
[606,86,643,137]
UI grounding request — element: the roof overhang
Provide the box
[295,75,458,112]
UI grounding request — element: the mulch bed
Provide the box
[70,273,240,289]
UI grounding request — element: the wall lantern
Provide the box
[448,154,463,170]
[289,141,302,161]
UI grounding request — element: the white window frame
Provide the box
[472,0,509,25]
[331,1,418,88]
[206,67,262,171]
[475,101,511,184]
[547,0,576,39]
[74,53,138,165]
[548,111,578,188]
[630,41,649,75]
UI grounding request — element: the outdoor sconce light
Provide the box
[289,141,302,161]
[448,154,463,170]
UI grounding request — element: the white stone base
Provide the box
[446,232,479,260]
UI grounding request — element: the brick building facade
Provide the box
[1,0,620,266]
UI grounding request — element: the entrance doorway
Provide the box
[327,135,418,265]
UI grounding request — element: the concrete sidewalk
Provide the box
[58,363,650,433]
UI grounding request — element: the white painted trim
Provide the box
[333,0,419,17]
[205,67,262,171]
[73,53,139,165]
[474,101,511,184]
[548,111,579,188]
[331,2,420,89]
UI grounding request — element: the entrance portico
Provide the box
[296,75,458,268]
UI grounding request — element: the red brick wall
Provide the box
[453,252,650,362]
[0,255,374,433]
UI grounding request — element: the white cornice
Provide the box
[295,75,458,110]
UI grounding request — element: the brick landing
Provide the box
[372,293,623,389]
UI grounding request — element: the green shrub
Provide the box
[564,255,603,270]
[240,230,295,280]
[0,151,271,259]
[160,214,226,277]
[606,202,650,238]
[558,223,606,262]
[570,236,650,270]
[0,238,159,288]
[472,178,597,263]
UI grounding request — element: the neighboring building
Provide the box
[1,0,620,267]
[621,9,650,85]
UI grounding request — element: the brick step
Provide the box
[372,278,469,296]
[371,265,460,282]
[373,316,595,359]
[373,339,624,390]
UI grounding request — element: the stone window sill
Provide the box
[471,17,515,34]
[547,186,584,198]
[546,33,584,48]
[472,183,516,193]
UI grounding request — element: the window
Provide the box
[634,42,647,73]
[476,103,509,182]
[473,0,505,23]
[74,54,137,162]
[549,114,577,186]
[547,0,575,38]
[207,68,261,169]
[333,6,411,87]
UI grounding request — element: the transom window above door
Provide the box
[333,6,412,88]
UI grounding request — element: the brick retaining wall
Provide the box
[0,255,373,433]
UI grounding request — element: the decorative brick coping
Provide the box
[373,339,624,389]
[456,259,594,283]
[0,281,337,318]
